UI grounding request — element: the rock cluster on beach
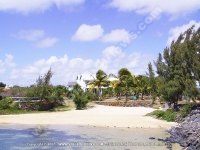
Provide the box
[166,109,200,150]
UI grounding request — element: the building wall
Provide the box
[76,74,94,92]
[76,74,118,93]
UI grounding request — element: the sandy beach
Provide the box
[0,105,177,128]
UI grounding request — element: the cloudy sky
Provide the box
[0,0,200,86]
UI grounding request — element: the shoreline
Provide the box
[0,123,182,150]
[0,105,177,128]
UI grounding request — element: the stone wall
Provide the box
[95,101,152,107]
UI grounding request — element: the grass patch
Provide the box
[50,105,75,111]
[87,101,96,106]
[0,109,43,115]
[146,102,197,122]
[0,100,76,115]
[146,109,177,122]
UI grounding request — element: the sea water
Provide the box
[0,124,181,150]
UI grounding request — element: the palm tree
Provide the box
[87,70,109,100]
[135,75,150,100]
[110,80,121,100]
[118,68,135,102]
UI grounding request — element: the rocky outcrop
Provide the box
[166,110,200,150]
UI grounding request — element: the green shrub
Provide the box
[146,103,199,122]
[154,110,165,118]
[0,99,10,110]
[178,103,196,119]
[0,97,21,111]
[163,109,177,122]
[146,109,177,122]
[10,102,20,110]
[4,97,13,103]
[73,95,88,110]
[71,84,90,110]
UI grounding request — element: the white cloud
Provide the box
[5,54,16,67]
[0,0,85,14]
[33,59,46,67]
[13,30,59,48]
[0,54,16,79]
[101,29,131,43]
[22,66,39,74]
[13,30,45,41]
[102,46,125,60]
[72,24,104,41]
[54,0,85,7]
[107,0,200,17]
[72,25,132,43]
[35,38,59,48]
[167,20,200,45]
[1,48,155,86]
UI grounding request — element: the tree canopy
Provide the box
[87,69,109,95]
[154,25,200,109]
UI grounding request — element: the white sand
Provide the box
[0,105,177,128]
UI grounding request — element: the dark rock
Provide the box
[165,109,200,150]
[166,142,172,149]
[158,138,165,141]
[196,143,200,149]
[180,141,188,147]
[194,118,200,122]
[191,115,197,120]
[186,147,195,150]
[149,137,155,140]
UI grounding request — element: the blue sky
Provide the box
[0,0,200,86]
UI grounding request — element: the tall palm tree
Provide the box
[135,75,150,100]
[118,68,135,102]
[110,80,121,100]
[87,70,109,99]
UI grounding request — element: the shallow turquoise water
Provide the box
[0,124,178,150]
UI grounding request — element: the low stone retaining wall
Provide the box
[18,102,54,111]
[18,102,38,110]
[95,101,152,107]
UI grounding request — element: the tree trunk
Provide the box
[141,93,144,100]
[125,90,128,102]
[173,94,179,111]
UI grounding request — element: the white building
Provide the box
[67,82,77,91]
[76,73,118,93]
[76,74,95,92]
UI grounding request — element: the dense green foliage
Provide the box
[146,109,177,122]
[87,69,109,99]
[0,97,19,111]
[154,26,200,109]
[135,75,150,100]
[51,85,67,103]
[118,68,135,101]
[34,68,54,102]
[146,103,197,122]
[71,84,92,110]
[146,63,158,102]
[26,68,67,105]
[102,87,113,98]
[179,103,197,118]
